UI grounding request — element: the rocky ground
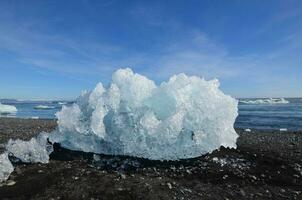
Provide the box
[0,118,302,200]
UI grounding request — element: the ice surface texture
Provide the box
[0,153,14,182]
[0,103,17,114]
[50,68,238,160]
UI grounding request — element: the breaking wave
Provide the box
[239,98,289,105]
[34,105,56,110]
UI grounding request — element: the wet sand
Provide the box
[0,118,302,199]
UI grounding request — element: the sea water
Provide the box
[0,100,72,119]
[236,98,302,131]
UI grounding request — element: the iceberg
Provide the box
[0,153,14,183]
[49,68,238,160]
[0,103,17,114]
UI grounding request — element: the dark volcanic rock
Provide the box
[0,118,302,199]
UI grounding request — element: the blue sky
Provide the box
[0,0,301,100]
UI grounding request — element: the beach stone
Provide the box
[6,180,16,186]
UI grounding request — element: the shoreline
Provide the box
[0,118,302,199]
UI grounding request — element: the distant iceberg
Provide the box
[0,103,17,114]
[58,102,67,105]
[239,98,289,105]
[34,105,55,110]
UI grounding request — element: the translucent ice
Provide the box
[0,153,14,182]
[6,132,53,163]
[0,103,17,114]
[50,68,238,160]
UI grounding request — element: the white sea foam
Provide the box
[239,98,289,105]
[34,105,55,110]
[49,68,238,160]
[0,103,17,114]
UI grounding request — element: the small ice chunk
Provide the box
[280,128,287,132]
[0,103,17,114]
[6,132,53,163]
[0,153,14,182]
[244,129,251,132]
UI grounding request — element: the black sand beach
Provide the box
[0,118,302,199]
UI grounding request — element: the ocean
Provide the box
[0,100,70,119]
[235,98,302,131]
[1,98,302,131]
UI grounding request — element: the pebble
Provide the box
[183,188,192,193]
[15,167,22,175]
[167,182,172,189]
[6,180,16,186]
[240,189,246,196]
[250,175,257,180]
[120,174,126,179]
[293,174,300,178]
